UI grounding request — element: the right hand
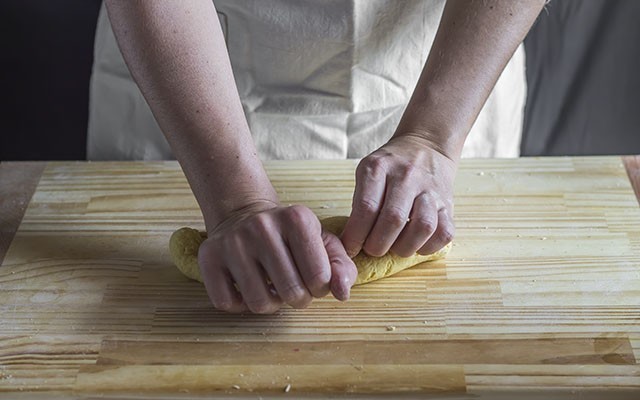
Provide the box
[198,201,357,314]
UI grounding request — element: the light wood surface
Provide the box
[1,157,639,398]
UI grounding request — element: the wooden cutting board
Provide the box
[1,157,639,398]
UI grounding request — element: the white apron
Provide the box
[88,0,526,160]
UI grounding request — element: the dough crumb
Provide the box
[284,383,292,393]
[386,325,396,332]
[232,385,240,390]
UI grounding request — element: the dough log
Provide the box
[169,216,450,286]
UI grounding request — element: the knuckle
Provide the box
[381,206,407,227]
[398,163,416,179]
[219,232,237,248]
[284,204,313,225]
[414,216,436,234]
[357,156,386,179]
[223,235,251,258]
[416,191,434,204]
[250,213,272,236]
[354,197,380,216]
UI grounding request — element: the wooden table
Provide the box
[1,157,639,399]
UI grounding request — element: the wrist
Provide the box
[391,129,463,163]
[203,197,279,235]
[179,154,280,233]
[393,91,467,161]
[173,130,280,233]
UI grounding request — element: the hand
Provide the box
[341,134,457,258]
[198,201,357,314]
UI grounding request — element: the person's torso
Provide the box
[88,0,525,160]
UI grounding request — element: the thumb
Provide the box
[322,229,357,301]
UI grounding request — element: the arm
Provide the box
[397,0,546,158]
[105,0,272,227]
[342,0,546,257]
[105,0,356,313]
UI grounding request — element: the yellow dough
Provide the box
[169,216,450,286]
[169,227,207,282]
[320,216,451,284]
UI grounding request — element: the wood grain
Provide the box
[95,338,634,366]
[1,157,640,397]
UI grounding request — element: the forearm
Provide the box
[395,0,545,160]
[105,0,277,230]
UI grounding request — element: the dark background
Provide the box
[522,0,640,156]
[1,0,639,161]
[1,0,101,161]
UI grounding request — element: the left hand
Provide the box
[341,134,457,258]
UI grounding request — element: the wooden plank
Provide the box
[75,364,466,394]
[1,157,639,397]
[465,364,640,391]
[95,338,634,366]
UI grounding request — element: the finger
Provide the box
[322,229,357,301]
[233,262,282,314]
[418,208,455,255]
[225,241,282,314]
[391,192,438,257]
[283,206,332,298]
[198,243,248,313]
[341,158,387,257]
[362,180,414,257]
[260,230,313,309]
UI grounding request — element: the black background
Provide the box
[1,0,101,161]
